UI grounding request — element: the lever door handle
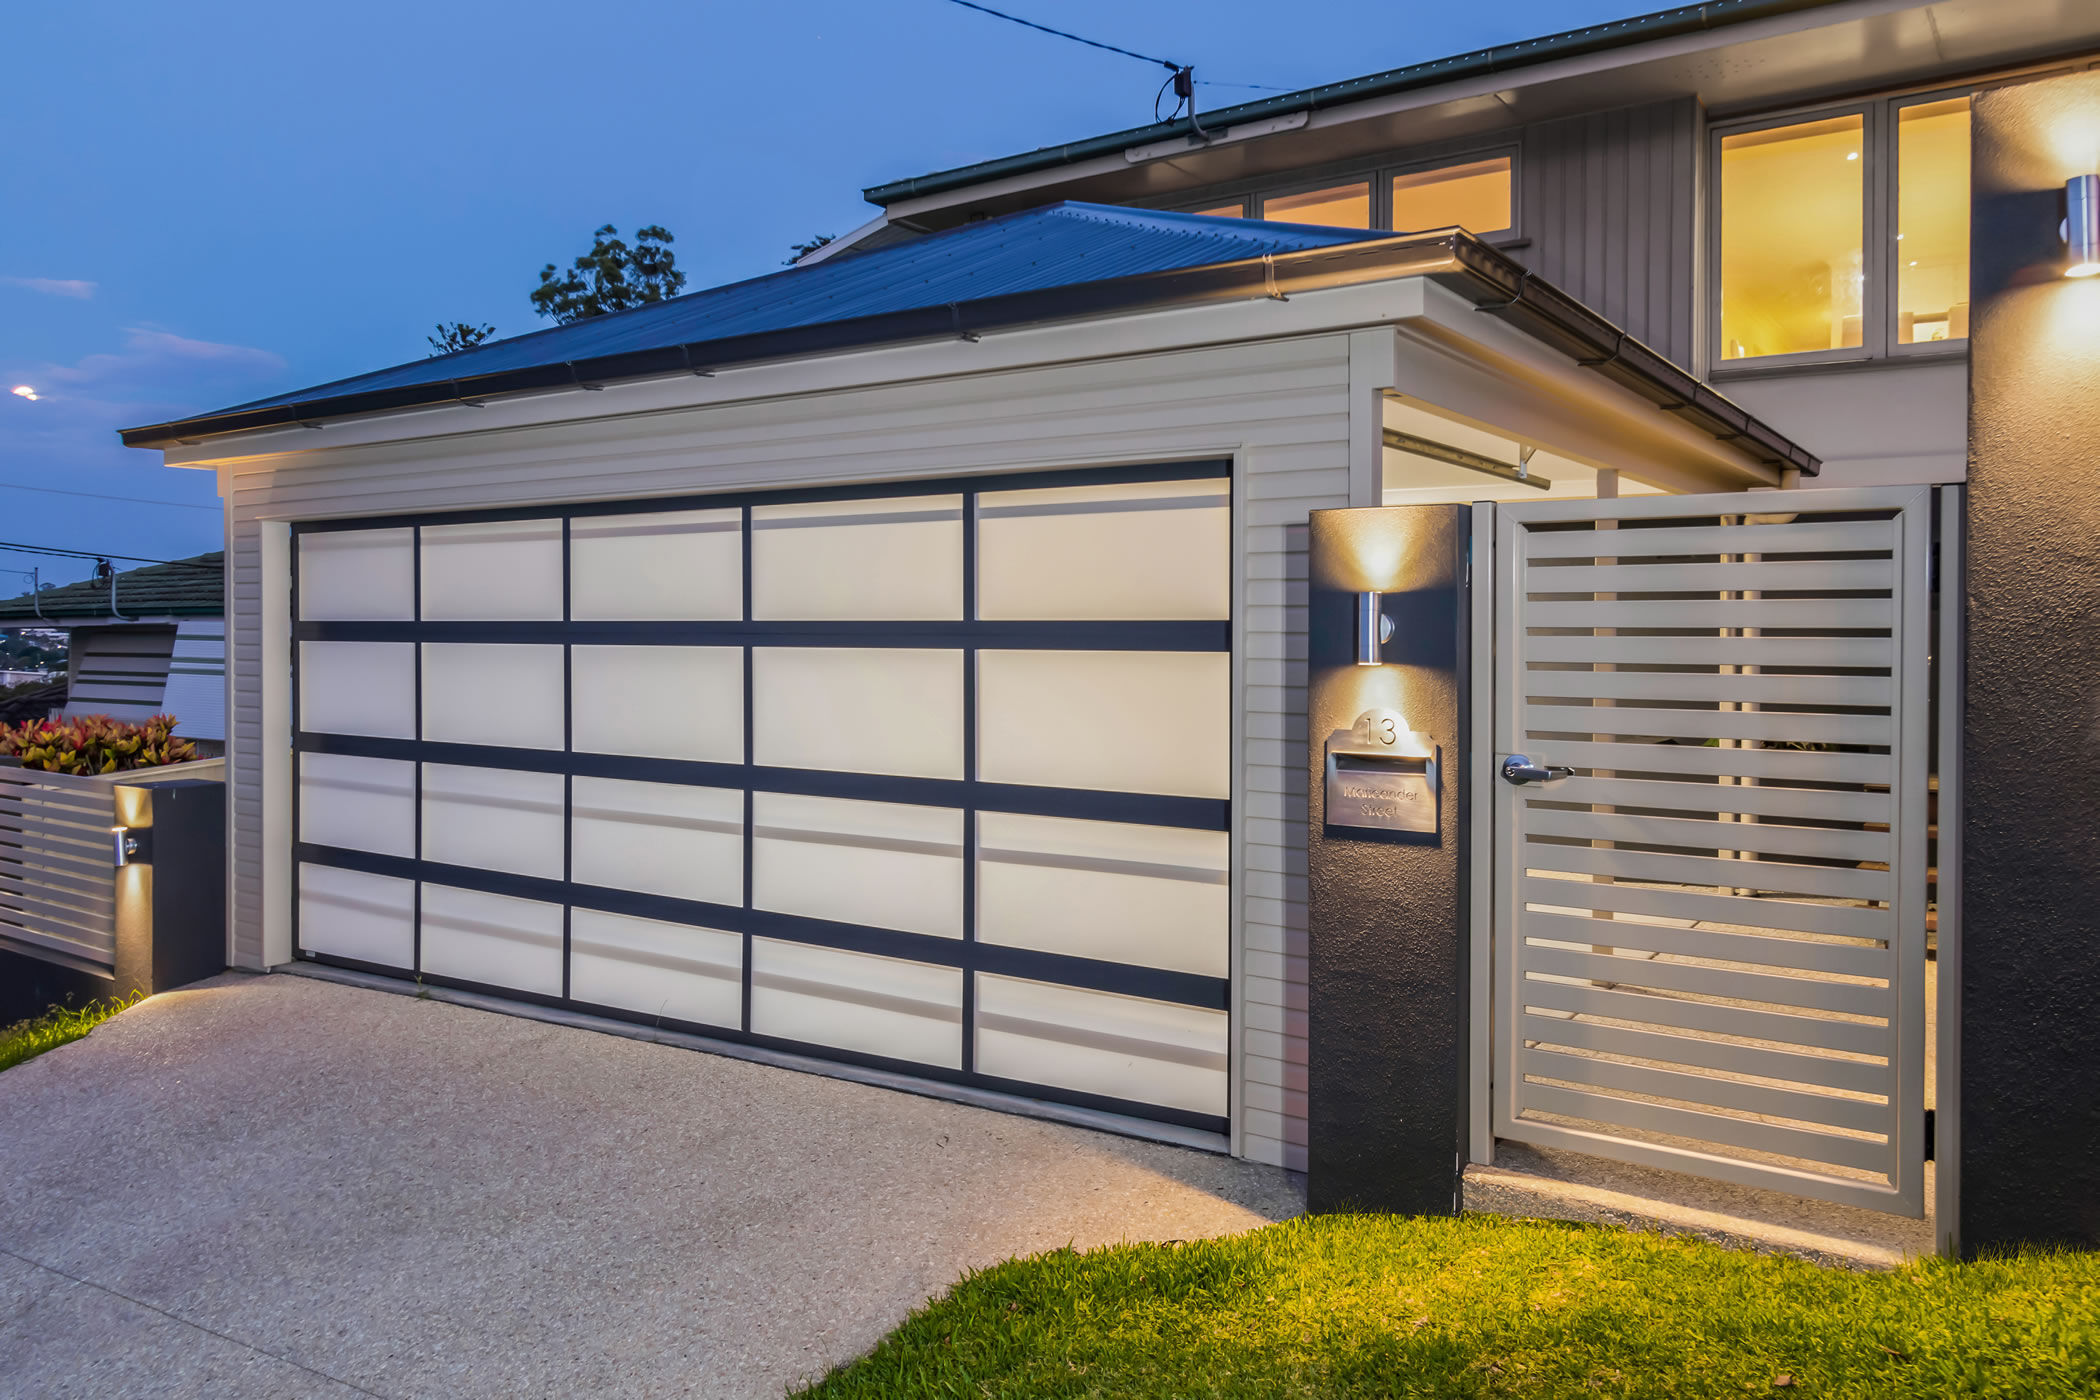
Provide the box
[1500,754,1573,786]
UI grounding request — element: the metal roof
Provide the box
[862,0,1856,206]
[0,553,224,624]
[119,202,1818,475]
[130,205,1382,441]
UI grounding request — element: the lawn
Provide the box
[0,994,138,1074]
[798,1212,2100,1398]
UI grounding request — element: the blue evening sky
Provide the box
[1,0,1657,587]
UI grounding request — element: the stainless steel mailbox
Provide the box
[1324,708,1439,836]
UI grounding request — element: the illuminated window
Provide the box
[1897,96,1971,344]
[1262,181,1371,229]
[1390,156,1512,235]
[1188,200,1246,218]
[1719,115,1866,361]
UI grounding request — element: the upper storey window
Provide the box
[1188,151,1518,236]
[1390,156,1513,236]
[1715,92,1970,367]
[1263,181,1373,229]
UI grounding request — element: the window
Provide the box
[1714,91,1971,366]
[1188,200,1246,218]
[1391,155,1512,235]
[1719,115,1867,360]
[1261,181,1371,228]
[1896,97,1972,344]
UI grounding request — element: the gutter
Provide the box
[119,231,1817,475]
[863,0,1855,207]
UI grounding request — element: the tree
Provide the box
[428,321,495,355]
[531,224,686,324]
[786,233,836,266]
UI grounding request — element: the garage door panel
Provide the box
[975,975,1229,1118]
[753,792,962,938]
[751,939,963,1069]
[298,528,415,622]
[421,764,565,878]
[978,650,1230,798]
[753,497,963,621]
[976,812,1228,977]
[753,648,962,779]
[978,479,1230,621]
[300,642,415,739]
[570,509,742,621]
[419,883,564,996]
[571,646,743,764]
[295,463,1230,1136]
[419,518,564,621]
[298,863,415,967]
[422,643,566,750]
[569,908,741,1029]
[570,776,742,906]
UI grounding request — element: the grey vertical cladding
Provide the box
[1519,98,1698,369]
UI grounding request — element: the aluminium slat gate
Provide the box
[1492,485,1931,1215]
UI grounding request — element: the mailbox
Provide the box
[1324,708,1439,837]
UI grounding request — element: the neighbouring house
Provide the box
[0,554,226,748]
[119,0,2100,1260]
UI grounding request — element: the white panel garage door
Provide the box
[290,463,1232,1135]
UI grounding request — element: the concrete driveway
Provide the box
[0,973,1299,1399]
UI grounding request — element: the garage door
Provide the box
[290,463,1232,1135]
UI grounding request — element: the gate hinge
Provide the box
[1924,1107,1935,1162]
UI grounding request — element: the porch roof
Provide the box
[120,203,1816,474]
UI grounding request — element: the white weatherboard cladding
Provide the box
[227,333,1353,1169]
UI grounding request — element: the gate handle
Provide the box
[1500,754,1574,786]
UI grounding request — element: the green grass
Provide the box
[0,993,139,1073]
[798,1213,2100,1398]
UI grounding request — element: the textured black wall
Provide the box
[1305,505,1469,1215]
[1962,73,2100,1254]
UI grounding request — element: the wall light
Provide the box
[2065,174,2100,278]
[1356,592,1395,665]
[111,825,149,866]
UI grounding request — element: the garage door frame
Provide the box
[289,458,1234,1136]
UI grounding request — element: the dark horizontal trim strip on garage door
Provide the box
[295,948,1230,1137]
[294,619,1230,650]
[296,840,1228,1011]
[290,459,1231,536]
[298,732,1232,831]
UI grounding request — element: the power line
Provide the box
[936,0,1291,93]
[0,540,217,568]
[0,481,219,512]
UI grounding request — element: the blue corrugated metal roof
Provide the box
[217,204,1385,416]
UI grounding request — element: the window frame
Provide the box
[1887,85,1976,361]
[1708,87,1971,375]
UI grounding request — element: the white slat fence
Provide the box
[0,765,121,970]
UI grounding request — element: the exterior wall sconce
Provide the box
[111,825,150,866]
[2065,174,2100,278]
[1356,592,1395,665]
